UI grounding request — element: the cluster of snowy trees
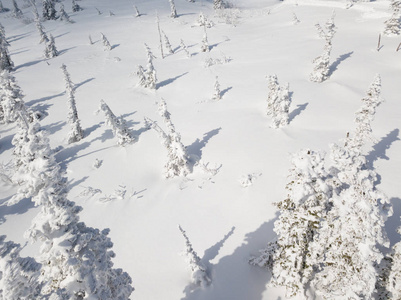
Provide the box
[251,75,400,299]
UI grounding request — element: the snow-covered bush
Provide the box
[0,70,27,124]
[97,99,135,146]
[178,225,210,287]
[0,236,41,299]
[266,75,291,128]
[72,0,82,12]
[61,64,84,143]
[169,0,177,18]
[384,0,401,35]
[197,12,214,28]
[42,0,56,20]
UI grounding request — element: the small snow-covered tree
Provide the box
[158,98,190,178]
[169,0,177,18]
[214,0,226,10]
[384,0,401,35]
[44,34,58,58]
[34,14,49,44]
[198,12,213,28]
[137,43,157,89]
[0,70,27,124]
[0,235,41,299]
[201,25,209,52]
[12,0,23,18]
[266,75,291,128]
[61,64,84,144]
[180,39,191,57]
[134,5,140,17]
[97,99,135,146]
[42,0,56,20]
[72,0,82,12]
[58,4,72,23]
[251,149,332,297]
[0,24,13,71]
[293,12,300,24]
[101,32,112,51]
[310,14,336,83]
[212,76,221,100]
[162,30,174,54]
[178,225,210,287]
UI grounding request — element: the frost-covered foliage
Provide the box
[169,0,177,18]
[384,0,401,35]
[178,225,210,287]
[0,23,13,71]
[72,0,82,12]
[310,14,336,83]
[251,150,331,297]
[212,76,221,100]
[0,235,41,300]
[162,30,174,54]
[101,33,112,51]
[11,0,23,18]
[97,99,135,146]
[0,70,27,124]
[266,75,291,128]
[44,34,58,58]
[197,12,213,28]
[201,26,210,52]
[42,0,56,20]
[137,43,157,89]
[20,127,134,299]
[293,12,300,25]
[213,0,229,10]
[61,64,84,144]
[59,4,72,23]
[383,225,401,299]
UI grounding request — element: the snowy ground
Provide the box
[0,0,400,299]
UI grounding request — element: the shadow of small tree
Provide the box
[366,129,400,169]
[186,128,222,162]
[328,51,353,77]
[181,217,278,300]
[157,72,188,89]
[289,103,308,123]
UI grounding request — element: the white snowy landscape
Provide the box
[0,0,401,299]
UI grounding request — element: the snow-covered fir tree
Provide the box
[101,32,112,51]
[214,0,226,10]
[212,76,221,100]
[180,39,191,57]
[198,12,213,28]
[384,0,401,35]
[383,225,401,299]
[0,1,7,13]
[0,235,41,299]
[72,0,82,12]
[97,99,135,146]
[42,0,56,20]
[20,124,134,299]
[11,0,23,18]
[44,34,58,58]
[266,75,291,128]
[162,30,174,54]
[61,64,84,144]
[34,14,49,44]
[0,70,28,124]
[169,0,177,18]
[0,24,13,71]
[139,43,157,89]
[178,225,210,287]
[158,98,190,178]
[58,4,72,23]
[134,5,140,17]
[201,25,210,52]
[251,149,332,297]
[310,14,336,83]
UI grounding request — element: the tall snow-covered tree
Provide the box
[72,0,82,12]
[384,0,401,35]
[180,39,191,57]
[58,4,72,23]
[178,225,210,287]
[0,235,41,300]
[0,24,14,71]
[137,43,157,89]
[251,149,332,297]
[162,30,174,54]
[0,70,27,124]
[11,0,23,18]
[20,123,134,299]
[310,14,336,83]
[34,13,49,44]
[44,34,58,58]
[201,25,210,52]
[101,33,112,51]
[266,75,291,128]
[42,0,56,20]
[61,64,84,144]
[169,0,177,18]
[212,76,221,100]
[97,99,135,146]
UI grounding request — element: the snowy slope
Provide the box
[0,0,400,299]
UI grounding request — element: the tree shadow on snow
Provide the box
[181,218,278,300]
[186,127,221,163]
[14,59,42,71]
[43,121,66,135]
[58,46,77,56]
[157,72,188,89]
[84,123,102,138]
[55,141,92,169]
[75,77,95,90]
[289,103,308,123]
[67,176,89,192]
[8,31,33,43]
[366,129,400,170]
[111,44,120,50]
[328,51,353,77]
[221,87,232,97]
[25,91,64,106]
[0,198,35,226]
[386,198,401,247]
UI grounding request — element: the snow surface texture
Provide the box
[0,0,400,299]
